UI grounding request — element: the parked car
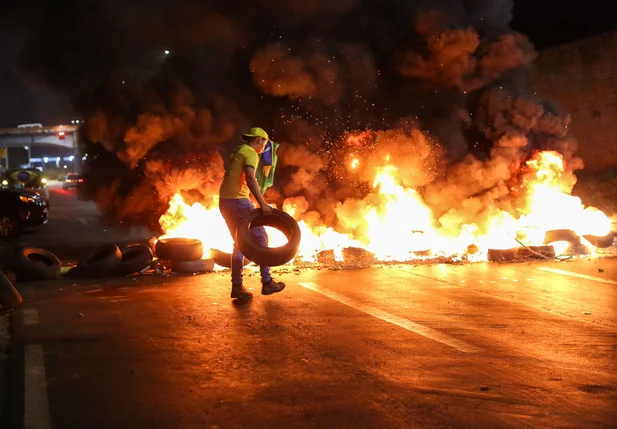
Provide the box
[62,173,83,189]
[0,168,50,201]
[0,189,49,238]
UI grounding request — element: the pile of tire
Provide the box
[154,238,214,274]
[69,243,154,278]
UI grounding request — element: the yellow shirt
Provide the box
[219,144,258,199]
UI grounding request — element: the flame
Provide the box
[350,157,360,170]
[158,150,612,266]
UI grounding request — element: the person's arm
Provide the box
[244,165,272,215]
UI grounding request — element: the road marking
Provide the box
[298,282,481,353]
[24,345,52,429]
[23,308,40,326]
[537,267,617,285]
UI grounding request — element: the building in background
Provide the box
[532,31,617,171]
[0,123,84,176]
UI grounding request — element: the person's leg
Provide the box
[247,212,285,295]
[219,199,251,299]
[249,225,272,283]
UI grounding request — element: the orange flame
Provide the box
[158,150,611,266]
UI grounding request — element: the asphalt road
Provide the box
[2,186,617,429]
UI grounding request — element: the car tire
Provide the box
[171,258,215,274]
[115,244,153,275]
[0,271,22,310]
[236,208,301,267]
[487,248,517,262]
[544,229,581,245]
[583,233,615,248]
[210,248,251,268]
[155,238,203,262]
[77,244,122,278]
[0,214,21,239]
[13,248,62,281]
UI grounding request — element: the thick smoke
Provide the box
[10,0,582,236]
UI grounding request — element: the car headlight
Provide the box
[1,180,7,186]
[41,178,47,184]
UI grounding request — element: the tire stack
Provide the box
[69,243,154,278]
[154,238,215,274]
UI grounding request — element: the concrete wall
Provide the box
[532,31,617,171]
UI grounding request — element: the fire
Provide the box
[158,150,612,266]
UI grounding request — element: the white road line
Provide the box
[24,345,52,429]
[298,282,481,354]
[23,308,40,326]
[538,267,617,285]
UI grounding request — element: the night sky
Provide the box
[0,1,614,129]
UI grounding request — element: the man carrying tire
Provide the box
[219,127,285,300]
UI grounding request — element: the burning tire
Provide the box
[13,248,61,281]
[210,248,251,268]
[341,247,377,265]
[0,270,22,310]
[583,233,615,248]
[487,248,517,262]
[488,245,556,262]
[171,258,215,274]
[155,238,203,262]
[236,208,301,267]
[115,244,153,275]
[544,229,581,245]
[77,244,122,278]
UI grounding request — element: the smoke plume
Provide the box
[9,0,582,237]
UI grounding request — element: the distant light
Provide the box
[1,180,7,186]
[69,155,75,161]
[41,178,47,184]
[43,157,48,163]
[82,156,87,161]
[164,50,170,55]
[63,165,68,169]
[24,146,28,151]
[57,157,60,161]
[71,120,75,124]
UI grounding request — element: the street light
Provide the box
[69,155,74,161]
[164,50,170,55]
[43,157,48,163]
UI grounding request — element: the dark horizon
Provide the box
[0,0,614,128]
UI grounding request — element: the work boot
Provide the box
[262,279,285,296]
[231,284,253,300]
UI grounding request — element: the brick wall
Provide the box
[532,31,617,171]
